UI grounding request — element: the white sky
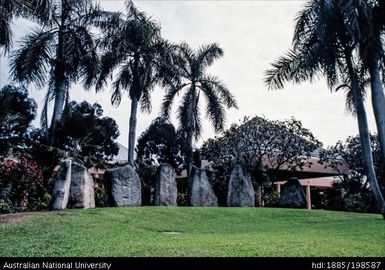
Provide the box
[0,0,378,149]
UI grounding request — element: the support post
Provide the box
[276,183,281,193]
[306,184,311,210]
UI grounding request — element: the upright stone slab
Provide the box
[104,165,142,207]
[279,177,307,208]
[188,166,218,207]
[52,159,72,210]
[155,164,177,206]
[68,163,95,209]
[227,165,255,207]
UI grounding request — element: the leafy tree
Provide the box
[94,1,178,164]
[10,0,105,144]
[161,42,238,181]
[136,117,186,170]
[0,84,37,158]
[264,0,385,217]
[320,135,384,213]
[135,117,187,205]
[201,116,321,204]
[202,116,321,175]
[54,101,120,168]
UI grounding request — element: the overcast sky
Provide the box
[0,0,378,149]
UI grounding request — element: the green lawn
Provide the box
[0,207,384,257]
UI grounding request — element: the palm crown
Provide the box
[0,0,52,54]
[162,42,238,140]
[10,0,103,135]
[93,1,179,163]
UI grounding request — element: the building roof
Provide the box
[113,143,128,162]
[275,176,341,188]
[176,156,349,181]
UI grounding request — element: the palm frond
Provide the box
[201,81,226,133]
[92,10,123,33]
[10,27,54,88]
[139,83,153,114]
[110,82,122,108]
[29,0,55,26]
[161,83,188,119]
[95,52,126,92]
[177,42,194,77]
[64,25,99,89]
[177,89,195,134]
[40,73,56,130]
[293,0,319,49]
[196,43,224,70]
[200,75,238,109]
[0,13,12,55]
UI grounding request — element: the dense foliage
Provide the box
[136,117,186,170]
[320,135,385,213]
[0,157,45,213]
[0,85,37,159]
[54,101,120,168]
[135,117,187,205]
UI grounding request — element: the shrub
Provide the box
[0,157,44,212]
[94,183,105,208]
[0,199,13,214]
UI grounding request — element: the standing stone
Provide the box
[227,165,255,207]
[155,164,177,206]
[188,166,218,207]
[52,159,72,210]
[68,163,95,209]
[279,177,307,208]
[104,165,142,207]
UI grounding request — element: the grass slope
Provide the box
[0,207,384,257]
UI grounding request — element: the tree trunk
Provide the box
[369,59,385,161]
[186,86,197,184]
[186,128,194,185]
[49,78,67,143]
[355,93,385,218]
[346,54,385,218]
[128,96,139,165]
[49,28,66,145]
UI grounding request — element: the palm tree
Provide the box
[161,42,238,181]
[265,0,385,217]
[10,0,104,145]
[323,0,385,182]
[0,0,52,55]
[94,1,178,164]
[349,0,385,171]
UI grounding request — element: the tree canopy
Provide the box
[201,115,322,181]
[53,101,120,168]
[136,117,186,171]
[320,135,385,213]
[0,84,37,158]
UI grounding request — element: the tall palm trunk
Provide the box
[186,128,194,183]
[369,56,385,161]
[49,27,66,145]
[128,96,139,165]
[346,53,385,218]
[186,85,197,184]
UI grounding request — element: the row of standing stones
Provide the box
[52,161,308,210]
